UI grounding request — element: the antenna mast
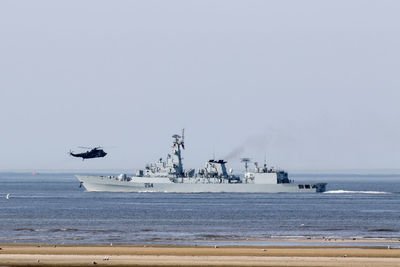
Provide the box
[241,158,251,172]
[264,152,267,168]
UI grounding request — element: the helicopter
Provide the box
[70,147,107,160]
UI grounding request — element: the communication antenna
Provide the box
[241,158,251,172]
[180,128,185,149]
[264,152,267,168]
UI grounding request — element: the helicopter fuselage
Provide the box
[70,149,107,160]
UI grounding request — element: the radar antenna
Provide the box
[241,158,251,172]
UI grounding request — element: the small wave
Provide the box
[14,228,124,234]
[324,190,391,194]
[369,229,398,232]
[14,228,36,232]
[83,229,125,234]
[201,234,242,240]
[50,228,79,232]
[65,237,84,240]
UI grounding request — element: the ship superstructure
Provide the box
[76,130,326,193]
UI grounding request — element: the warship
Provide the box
[76,130,327,193]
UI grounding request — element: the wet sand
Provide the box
[1,244,400,266]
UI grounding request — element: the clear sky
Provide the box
[0,1,399,172]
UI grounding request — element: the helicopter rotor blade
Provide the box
[77,146,114,150]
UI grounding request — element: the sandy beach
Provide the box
[1,244,400,266]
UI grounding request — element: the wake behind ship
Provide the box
[76,131,326,193]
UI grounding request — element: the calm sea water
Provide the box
[1,172,400,246]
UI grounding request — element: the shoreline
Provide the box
[1,243,400,266]
[2,235,400,247]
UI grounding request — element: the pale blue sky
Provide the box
[0,1,399,171]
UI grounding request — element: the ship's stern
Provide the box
[316,183,327,193]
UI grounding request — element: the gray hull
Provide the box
[76,175,326,193]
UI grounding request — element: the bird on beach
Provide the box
[5,194,10,200]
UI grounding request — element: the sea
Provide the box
[1,172,400,247]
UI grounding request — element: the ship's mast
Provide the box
[172,129,185,177]
[241,158,251,172]
[264,152,267,169]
